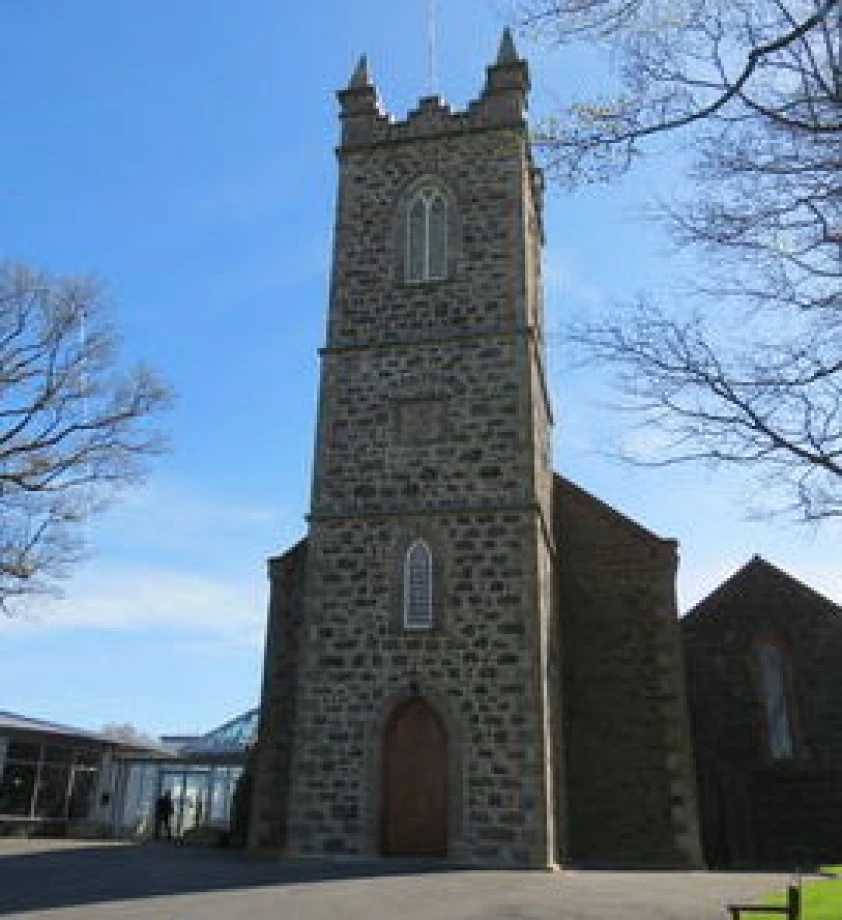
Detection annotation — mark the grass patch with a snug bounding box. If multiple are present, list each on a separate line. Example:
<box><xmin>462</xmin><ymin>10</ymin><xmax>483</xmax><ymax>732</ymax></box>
<box><xmin>745</xmin><ymin>870</ymin><xmax>842</xmax><ymax>920</ymax></box>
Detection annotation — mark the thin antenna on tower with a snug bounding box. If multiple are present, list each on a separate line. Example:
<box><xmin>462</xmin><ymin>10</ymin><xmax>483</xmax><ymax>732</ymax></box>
<box><xmin>426</xmin><ymin>0</ymin><xmax>438</xmax><ymax>95</ymax></box>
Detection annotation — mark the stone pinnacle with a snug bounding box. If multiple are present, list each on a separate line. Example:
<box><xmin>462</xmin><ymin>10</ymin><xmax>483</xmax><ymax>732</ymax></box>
<box><xmin>349</xmin><ymin>54</ymin><xmax>371</xmax><ymax>89</ymax></box>
<box><xmin>496</xmin><ymin>27</ymin><xmax>519</xmax><ymax>65</ymax></box>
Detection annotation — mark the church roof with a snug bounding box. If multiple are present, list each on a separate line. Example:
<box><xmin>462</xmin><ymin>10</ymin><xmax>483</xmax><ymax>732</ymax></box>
<box><xmin>682</xmin><ymin>554</ymin><xmax>841</xmax><ymax>627</ymax></box>
<box><xmin>268</xmin><ymin>535</ymin><xmax>307</xmax><ymax>567</ymax></box>
<box><xmin>554</xmin><ymin>473</ymin><xmax>675</xmax><ymax>547</ymax></box>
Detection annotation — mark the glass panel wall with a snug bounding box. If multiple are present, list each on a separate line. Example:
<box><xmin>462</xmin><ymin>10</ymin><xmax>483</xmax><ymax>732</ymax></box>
<box><xmin>0</xmin><ymin>761</ymin><xmax>37</xmax><ymax>816</ymax></box>
<box><xmin>210</xmin><ymin>766</ymin><xmax>241</xmax><ymax>825</ymax></box>
<box><xmin>114</xmin><ymin>762</ymin><xmax>245</xmax><ymax>838</ymax></box>
<box><xmin>182</xmin><ymin>770</ymin><xmax>209</xmax><ymax>834</ymax></box>
<box><xmin>7</xmin><ymin>741</ymin><xmax>39</xmax><ymax>761</ymax></box>
<box><xmin>119</xmin><ymin>762</ymin><xmax>158</xmax><ymax>835</ymax></box>
<box><xmin>160</xmin><ymin>767</ymin><xmax>213</xmax><ymax>836</ymax></box>
<box><xmin>0</xmin><ymin>735</ymin><xmax>102</xmax><ymax>822</ymax></box>
<box><xmin>34</xmin><ymin>765</ymin><xmax>71</xmax><ymax>818</ymax></box>
<box><xmin>44</xmin><ymin>745</ymin><xmax>73</xmax><ymax>765</ymax></box>
<box><xmin>112</xmin><ymin>711</ymin><xmax>255</xmax><ymax>839</ymax></box>
<box><xmin>68</xmin><ymin>768</ymin><xmax>98</xmax><ymax>819</ymax></box>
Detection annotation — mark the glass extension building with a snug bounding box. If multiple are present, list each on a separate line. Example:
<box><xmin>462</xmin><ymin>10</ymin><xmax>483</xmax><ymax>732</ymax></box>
<box><xmin>1</xmin><ymin>708</ymin><xmax>257</xmax><ymax>841</ymax></box>
<box><xmin>111</xmin><ymin>708</ymin><xmax>257</xmax><ymax>840</ymax></box>
<box><xmin>0</xmin><ymin>710</ymin><xmax>164</xmax><ymax>836</ymax></box>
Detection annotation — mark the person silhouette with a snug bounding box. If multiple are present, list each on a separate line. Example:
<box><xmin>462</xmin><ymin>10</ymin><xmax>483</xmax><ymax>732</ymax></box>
<box><xmin>154</xmin><ymin>790</ymin><xmax>174</xmax><ymax>840</ymax></box>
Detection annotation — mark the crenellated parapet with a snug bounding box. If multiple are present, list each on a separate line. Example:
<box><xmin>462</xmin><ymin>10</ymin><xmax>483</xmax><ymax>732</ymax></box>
<box><xmin>337</xmin><ymin>28</ymin><xmax>531</xmax><ymax>150</ymax></box>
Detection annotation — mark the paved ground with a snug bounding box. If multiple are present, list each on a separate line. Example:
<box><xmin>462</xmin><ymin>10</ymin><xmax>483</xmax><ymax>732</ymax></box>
<box><xmin>0</xmin><ymin>838</ymin><xmax>791</xmax><ymax>920</ymax></box>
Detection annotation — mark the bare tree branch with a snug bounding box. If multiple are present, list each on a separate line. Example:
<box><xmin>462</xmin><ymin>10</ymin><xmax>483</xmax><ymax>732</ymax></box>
<box><xmin>0</xmin><ymin>263</ymin><xmax>172</xmax><ymax>613</ymax></box>
<box><xmin>522</xmin><ymin>0</ymin><xmax>841</xmax><ymax>182</ymax></box>
<box><xmin>521</xmin><ymin>0</ymin><xmax>841</xmax><ymax>521</ymax></box>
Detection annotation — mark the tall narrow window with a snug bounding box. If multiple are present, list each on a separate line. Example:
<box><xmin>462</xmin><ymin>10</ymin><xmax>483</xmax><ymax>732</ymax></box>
<box><xmin>406</xmin><ymin>188</ymin><xmax>448</xmax><ymax>282</ymax></box>
<box><xmin>756</xmin><ymin>640</ymin><xmax>794</xmax><ymax>760</ymax></box>
<box><xmin>404</xmin><ymin>540</ymin><xmax>433</xmax><ymax>629</ymax></box>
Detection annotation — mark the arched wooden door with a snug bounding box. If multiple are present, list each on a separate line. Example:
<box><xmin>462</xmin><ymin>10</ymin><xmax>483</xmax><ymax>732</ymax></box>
<box><xmin>381</xmin><ymin>697</ymin><xmax>448</xmax><ymax>857</ymax></box>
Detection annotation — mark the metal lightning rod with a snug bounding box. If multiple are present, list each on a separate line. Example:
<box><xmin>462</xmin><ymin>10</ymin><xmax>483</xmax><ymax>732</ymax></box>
<box><xmin>426</xmin><ymin>0</ymin><xmax>438</xmax><ymax>96</ymax></box>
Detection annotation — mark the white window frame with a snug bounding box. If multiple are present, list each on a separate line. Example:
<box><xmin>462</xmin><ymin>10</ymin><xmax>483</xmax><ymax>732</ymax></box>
<box><xmin>406</xmin><ymin>187</ymin><xmax>448</xmax><ymax>283</ymax></box>
<box><xmin>403</xmin><ymin>539</ymin><xmax>433</xmax><ymax>630</ymax></box>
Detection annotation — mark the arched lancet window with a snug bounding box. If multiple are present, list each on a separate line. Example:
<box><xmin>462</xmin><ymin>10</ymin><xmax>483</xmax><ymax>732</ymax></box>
<box><xmin>406</xmin><ymin>187</ymin><xmax>447</xmax><ymax>282</ymax></box>
<box><xmin>404</xmin><ymin>539</ymin><xmax>433</xmax><ymax>629</ymax></box>
<box><xmin>756</xmin><ymin>640</ymin><xmax>794</xmax><ymax>760</ymax></box>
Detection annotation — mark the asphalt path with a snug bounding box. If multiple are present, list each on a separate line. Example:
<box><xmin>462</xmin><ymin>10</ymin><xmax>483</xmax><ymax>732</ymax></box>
<box><xmin>0</xmin><ymin>838</ymin><xmax>792</xmax><ymax>920</ymax></box>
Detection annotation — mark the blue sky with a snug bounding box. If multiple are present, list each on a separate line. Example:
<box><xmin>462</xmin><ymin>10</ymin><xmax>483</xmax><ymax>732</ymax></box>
<box><xmin>0</xmin><ymin>0</ymin><xmax>838</xmax><ymax>738</ymax></box>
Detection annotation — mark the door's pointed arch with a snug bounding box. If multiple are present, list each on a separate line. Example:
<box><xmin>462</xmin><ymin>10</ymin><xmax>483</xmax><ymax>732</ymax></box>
<box><xmin>381</xmin><ymin>696</ymin><xmax>448</xmax><ymax>857</ymax></box>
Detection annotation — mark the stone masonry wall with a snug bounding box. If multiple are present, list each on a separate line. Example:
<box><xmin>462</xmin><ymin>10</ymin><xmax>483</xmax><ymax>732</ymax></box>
<box><xmin>683</xmin><ymin>559</ymin><xmax>842</xmax><ymax>768</ymax></box>
<box><xmin>288</xmin><ymin>511</ymin><xmax>549</xmax><ymax>864</ymax></box>
<box><xmin>249</xmin><ymin>540</ymin><xmax>307</xmax><ymax>850</ymax></box>
<box><xmin>554</xmin><ymin>477</ymin><xmax>703</xmax><ymax>867</ymax></box>
<box><xmin>682</xmin><ymin>558</ymin><xmax>842</xmax><ymax>866</ymax></box>
<box><xmin>281</xmin><ymin>54</ymin><xmax>556</xmax><ymax>866</ymax></box>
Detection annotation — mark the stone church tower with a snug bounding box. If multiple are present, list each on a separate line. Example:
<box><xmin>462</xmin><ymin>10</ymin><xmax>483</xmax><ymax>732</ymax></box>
<box><xmin>250</xmin><ymin>33</ymin><xmax>703</xmax><ymax>869</ymax></box>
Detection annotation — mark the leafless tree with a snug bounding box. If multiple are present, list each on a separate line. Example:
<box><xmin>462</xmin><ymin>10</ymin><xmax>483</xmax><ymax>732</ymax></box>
<box><xmin>518</xmin><ymin>0</ymin><xmax>841</xmax><ymax>520</ymax></box>
<box><xmin>0</xmin><ymin>262</ymin><xmax>171</xmax><ymax>612</ymax></box>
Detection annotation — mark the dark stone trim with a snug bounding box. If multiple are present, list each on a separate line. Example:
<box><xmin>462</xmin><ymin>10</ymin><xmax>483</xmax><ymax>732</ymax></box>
<box><xmin>319</xmin><ymin>324</ymin><xmax>529</xmax><ymax>355</ymax></box>
<box><xmin>309</xmin><ymin>501</ymin><xmax>536</xmax><ymax>519</ymax></box>
<box><xmin>309</xmin><ymin>501</ymin><xmax>556</xmax><ymax>559</ymax></box>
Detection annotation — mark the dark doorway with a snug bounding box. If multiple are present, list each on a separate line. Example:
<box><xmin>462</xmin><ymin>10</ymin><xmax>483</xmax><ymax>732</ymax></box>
<box><xmin>381</xmin><ymin>697</ymin><xmax>448</xmax><ymax>857</ymax></box>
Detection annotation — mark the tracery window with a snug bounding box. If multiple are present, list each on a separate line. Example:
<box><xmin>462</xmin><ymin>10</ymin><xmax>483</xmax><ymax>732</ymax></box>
<box><xmin>404</xmin><ymin>539</ymin><xmax>433</xmax><ymax>629</ymax></box>
<box><xmin>406</xmin><ymin>187</ymin><xmax>447</xmax><ymax>282</ymax></box>
<box><xmin>756</xmin><ymin>640</ymin><xmax>795</xmax><ymax>760</ymax></box>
